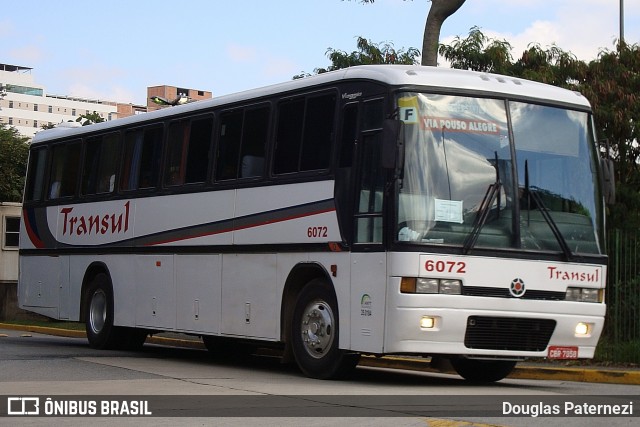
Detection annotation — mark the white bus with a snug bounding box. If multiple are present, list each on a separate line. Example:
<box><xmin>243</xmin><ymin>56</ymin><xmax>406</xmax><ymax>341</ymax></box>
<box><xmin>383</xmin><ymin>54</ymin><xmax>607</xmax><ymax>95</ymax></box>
<box><xmin>19</xmin><ymin>65</ymin><xmax>608</xmax><ymax>382</ymax></box>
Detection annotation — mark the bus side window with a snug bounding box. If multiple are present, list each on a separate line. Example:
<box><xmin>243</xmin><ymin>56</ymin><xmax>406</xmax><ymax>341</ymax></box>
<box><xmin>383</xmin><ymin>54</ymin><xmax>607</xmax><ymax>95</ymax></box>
<box><xmin>355</xmin><ymin>99</ymin><xmax>385</xmax><ymax>243</ymax></box>
<box><xmin>274</xmin><ymin>99</ymin><xmax>304</xmax><ymax>174</ymax></box>
<box><xmin>301</xmin><ymin>94</ymin><xmax>335</xmax><ymax>171</ymax></box>
<box><xmin>165</xmin><ymin>116</ymin><xmax>213</xmax><ymax>187</ymax></box>
<box><xmin>239</xmin><ymin>106</ymin><xmax>269</xmax><ymax>178</ymax></box>
<box><xmin>48</xmin><ymin>141</ymin><xmax>81</xmax><ymax>199</ymax></box>
<box><xmin>82</xmin><ymin>132</ymin><xmax>120</xmax><ymax>195</ymax></box>
<box><xmin>185</xmin><ymin>116</ymin><xmax>213</xmax><ymax>184</ymax></box>
<box><xmin>121</xmin><ymin>126</ymin><xmax>163</xmax><ymax>191</ymax></box>
<box><xmin>339</xmin><ymin>103</ymin><xmax>359</xmax><ymax>168</ymax></box>
<box><xmin>216</xmin><ymin>111</ymin><xmax>243</xmax><ymax>181</ymax></box>
<box><xmin>25</xmin><ymin>148</ymin><xmax>47</xmax><ymax>202</ymax></box>
<box><xmin>165</xmin><ymin>120</ymin><xmax>189</xmax><ymax>186</ymax></box>
<box><xmin>274</xmin><ymin>93</ymin><xmax>335</xmax><ymax>175</ymax></box>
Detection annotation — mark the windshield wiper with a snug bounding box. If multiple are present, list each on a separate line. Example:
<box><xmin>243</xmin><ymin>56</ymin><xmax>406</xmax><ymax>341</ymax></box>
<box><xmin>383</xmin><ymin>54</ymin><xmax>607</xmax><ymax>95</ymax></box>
<box><xmin>523</xmin><ymin>160</ymin><xmax>574</xmax><ymax>261</ymax></box>
<box><xmin>463</xmin><ymin>152</ymin><xmax>502</xmax><ymax>254</ymax></box>
<box><xmin>462</xmin><ymin>182</ymin><xmax>501</xmax><ymax>254</ymax></box>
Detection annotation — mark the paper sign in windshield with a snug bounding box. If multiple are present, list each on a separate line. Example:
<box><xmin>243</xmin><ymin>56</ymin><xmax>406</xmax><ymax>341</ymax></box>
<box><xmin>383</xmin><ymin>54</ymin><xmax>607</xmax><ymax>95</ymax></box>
<box><xmin>435</xmin><ymin>199</ymin><xmax>463</xmax><ymax>224</ymax></box>
<box><xmin>422</xmin><ymin>116</ymin><xmax>500</xmax><ymax>134</ymax></box>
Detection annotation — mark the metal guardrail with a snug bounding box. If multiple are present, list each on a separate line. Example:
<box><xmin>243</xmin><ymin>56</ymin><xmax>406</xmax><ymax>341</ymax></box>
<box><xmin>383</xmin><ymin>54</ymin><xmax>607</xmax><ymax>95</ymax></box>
<box><xmin>604</xmin><ymin>229</ymin><xmax>640</xmax><ymax>363</ymax></box>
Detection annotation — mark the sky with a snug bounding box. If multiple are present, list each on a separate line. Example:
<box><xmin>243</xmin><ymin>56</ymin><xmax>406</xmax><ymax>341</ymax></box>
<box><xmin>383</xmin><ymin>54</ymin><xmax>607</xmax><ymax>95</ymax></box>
<box><xmin>1</xmin><ymin>0</ymin><xmax>638</xmax><ymax>106</ymax></box>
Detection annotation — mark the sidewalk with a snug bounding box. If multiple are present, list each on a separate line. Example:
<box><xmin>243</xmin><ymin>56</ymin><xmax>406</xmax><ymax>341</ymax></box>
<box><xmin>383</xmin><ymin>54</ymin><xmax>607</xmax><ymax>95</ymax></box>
<box><xmin>2</xmin><ymin>322</ymin><xmax>639</xmax><ymax>385</ymax></box>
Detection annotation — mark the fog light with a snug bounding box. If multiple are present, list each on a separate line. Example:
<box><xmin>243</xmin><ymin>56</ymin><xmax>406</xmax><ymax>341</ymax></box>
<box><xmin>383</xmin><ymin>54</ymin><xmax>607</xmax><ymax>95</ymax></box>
<box><xmin>420</xmin><ymin>316</ymin><xmax>436</xmax><ymax>329</ymax></box>
<box><xmin>575</xmin><ymin>322</ymin><xmax>591</xmax><ymax>336</ymax></box>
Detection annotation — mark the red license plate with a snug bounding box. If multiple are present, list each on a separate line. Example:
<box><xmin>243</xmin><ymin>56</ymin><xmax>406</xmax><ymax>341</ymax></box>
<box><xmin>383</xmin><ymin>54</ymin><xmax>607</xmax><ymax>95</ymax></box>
<box><xmin>548</xmin><ymin>346</ymin><xmax>578</xmax><ymax>359</ymax></box>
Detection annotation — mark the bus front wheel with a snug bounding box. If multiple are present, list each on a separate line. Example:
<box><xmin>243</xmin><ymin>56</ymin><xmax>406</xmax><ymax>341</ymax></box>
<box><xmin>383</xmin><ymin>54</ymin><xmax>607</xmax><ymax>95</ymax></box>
<box><xmin>450</xmin><ymin>358</ymin><xmax>516</xmax><ymax>383</ymax></box>
<box><xmin>291</xmin><ymin>278</ymin><xmax>359</xmax><ymax>379</ymax></box>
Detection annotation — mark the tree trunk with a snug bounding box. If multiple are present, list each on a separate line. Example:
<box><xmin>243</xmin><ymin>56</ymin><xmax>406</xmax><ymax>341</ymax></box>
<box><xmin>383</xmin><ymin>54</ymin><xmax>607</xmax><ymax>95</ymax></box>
<box><xmin>422</xmin><ymin>0</ymin><xmax>466</xmax><ymax>66</ymax></box>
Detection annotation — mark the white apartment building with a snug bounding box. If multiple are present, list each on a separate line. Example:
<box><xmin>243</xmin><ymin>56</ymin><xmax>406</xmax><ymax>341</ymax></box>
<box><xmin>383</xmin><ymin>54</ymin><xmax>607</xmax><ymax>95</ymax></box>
<box><xmin>0</xmin><ymin>63</ymin><xmax>119</xmax><ymax>138</ymax></box>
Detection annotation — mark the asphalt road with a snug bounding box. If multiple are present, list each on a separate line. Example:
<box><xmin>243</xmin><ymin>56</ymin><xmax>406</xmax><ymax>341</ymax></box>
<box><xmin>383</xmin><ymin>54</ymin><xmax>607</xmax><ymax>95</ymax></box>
<box><xmin>1</xmin><ymin>327</ymin><xmax>639</xmax><ymax>427</ymax></box>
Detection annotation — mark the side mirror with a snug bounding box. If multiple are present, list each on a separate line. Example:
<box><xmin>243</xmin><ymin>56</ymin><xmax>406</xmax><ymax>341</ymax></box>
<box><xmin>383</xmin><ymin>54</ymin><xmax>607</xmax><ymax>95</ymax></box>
<box><xmin>382</xmin><ymin>119</ymin><xmax>404</xmax><ymax>170</ymax></box>
<box><xmin>601</xmin><ymin>157</ymin><xmax>616</xmax><ymax>205</ymax></box>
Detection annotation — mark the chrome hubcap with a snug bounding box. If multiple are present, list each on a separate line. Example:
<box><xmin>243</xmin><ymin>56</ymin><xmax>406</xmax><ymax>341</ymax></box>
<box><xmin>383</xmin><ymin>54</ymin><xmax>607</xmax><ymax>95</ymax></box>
<box><xmin>300</xmin><ymin>299</ymin><xmax>334</xmax><ymax>359</ymax></box>
<box><xmin>89</xmin><ymin>289</ymin><xmax>107</xmax><ymax>335</ymax></box>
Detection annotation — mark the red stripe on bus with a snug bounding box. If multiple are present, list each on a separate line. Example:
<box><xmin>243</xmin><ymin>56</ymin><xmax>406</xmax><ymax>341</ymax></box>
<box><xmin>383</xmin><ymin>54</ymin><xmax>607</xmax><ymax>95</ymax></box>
<box><xmin>144</xmin><ymin>207</ymin><xmax>336</xmax><ymax>246</ymax></box>
<box><xmin>23</xmin><ymin>209</ymin><xmax>45</xmax><ymax>249</ymax></box>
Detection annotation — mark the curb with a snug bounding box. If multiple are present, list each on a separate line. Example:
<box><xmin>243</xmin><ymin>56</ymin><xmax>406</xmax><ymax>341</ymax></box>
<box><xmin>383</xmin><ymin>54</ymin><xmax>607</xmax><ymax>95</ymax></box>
<box><xmin>2</xmin><ymin>323</ymin><xmax>639</xmax><ymax>385</ymax></box>
<box><xmin>359</xmin><ymin>355</ymin><xmax>640</xmax><ymax>385</ymax></box>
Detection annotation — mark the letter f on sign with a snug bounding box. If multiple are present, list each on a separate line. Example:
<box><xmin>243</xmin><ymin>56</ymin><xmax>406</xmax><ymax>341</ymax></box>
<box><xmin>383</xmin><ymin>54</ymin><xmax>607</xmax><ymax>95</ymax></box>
<box><xmin>400</xmin><ymin>107</ymin><xmax>417</xmax><ymax>124</ymax></box>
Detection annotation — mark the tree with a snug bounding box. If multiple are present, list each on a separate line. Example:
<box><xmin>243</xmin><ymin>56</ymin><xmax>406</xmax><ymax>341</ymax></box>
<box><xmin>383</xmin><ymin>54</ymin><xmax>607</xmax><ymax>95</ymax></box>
<box><xmin>294</xmin><ymin>37</ymin><xmax>419</xmax><ymax>78</ymax></box>
<box><xmin>439</xmin><ymin>26</ymin><xmax>513</xmax><ymax>73</ymax></box>
<box><xmin>0</xmin><ymin>124</ymin><xmax>30</xmax><ymax>202</ymax></box>
<box><xmin>357</xmin><ymin>0</ymin><xmax>467</xmax><ymax>66</ymax></box>
<box><xmin>422</xmin><ymin>0</ymin><xmax>466</xmax><ymax>66</ymax></box>
<box><xmin>76</xmin><ymin>111</ymin><xmax>105</xmax><ymax>126</ymax></box>
<box><xmin>580</xmin><ymin>43</ymin><xmax>640</xmax><ymax>228</ymax></box>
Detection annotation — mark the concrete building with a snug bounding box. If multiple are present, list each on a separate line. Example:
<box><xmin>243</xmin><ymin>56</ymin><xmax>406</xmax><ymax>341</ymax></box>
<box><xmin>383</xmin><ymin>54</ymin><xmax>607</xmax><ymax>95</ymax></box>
<box><xmin>1</xmin><ymin>63</ymin><xmax>213</xmax><ymax>138</ymax></box>
<box><xmin>0</xmin><ymin>202</ymin><xmax>23</xmax><ymax>320</ymax></box>
<box><xmin>147</xmin><ymin>85</ymin><xmax>212</xmax><ymax>112</ymax></box>
<box><xmin>0</xmin><ymin>63</ymin><xmax>121</xmax><ymax>138</ymax></box>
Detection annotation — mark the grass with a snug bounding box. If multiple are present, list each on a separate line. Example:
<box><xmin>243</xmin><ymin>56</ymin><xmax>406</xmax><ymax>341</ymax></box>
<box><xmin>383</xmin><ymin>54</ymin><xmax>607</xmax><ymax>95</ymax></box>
<box><xmin>594</xmin><ymin>337</ymin><xmax>640</xmax><ymax>366</ymax></box>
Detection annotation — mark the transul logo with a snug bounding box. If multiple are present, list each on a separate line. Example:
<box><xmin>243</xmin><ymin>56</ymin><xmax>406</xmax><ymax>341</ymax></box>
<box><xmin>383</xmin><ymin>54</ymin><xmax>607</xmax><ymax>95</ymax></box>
<box><xmin>510</xmin><ymin>278</ymin><xmax>526</xmax><ymax>298</ymax></box>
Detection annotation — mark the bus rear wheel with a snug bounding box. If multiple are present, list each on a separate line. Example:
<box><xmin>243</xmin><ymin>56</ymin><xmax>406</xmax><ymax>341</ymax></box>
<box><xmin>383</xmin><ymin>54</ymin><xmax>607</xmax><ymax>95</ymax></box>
<box><xmin>291</xmin><ymin>278</ymin><xmax>359</xmax><ymax>379</ymax></box>
<box><xmin>84</xmin><ymin>273</ymin><xmax>119</xmax><ymax>349</ymax></box>
<box><xmin>450</xmin><ymin>358</ymin><xmax>516</xmax><ymax>383</ymax></box>
<box><xmin>84</xmin><ymin>273</ymin><xmax>146</xmax><ymax>350</ymax></box>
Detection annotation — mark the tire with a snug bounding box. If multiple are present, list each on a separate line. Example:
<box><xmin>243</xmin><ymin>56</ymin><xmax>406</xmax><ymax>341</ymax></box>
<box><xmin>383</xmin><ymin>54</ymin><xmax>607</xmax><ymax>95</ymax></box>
<box><xmin>450</xmin><ymin>358</ymin><xmax>517</xmax><ymax>383</ymax></box>
<box><xmin>203</xmin><ymin>336</ymin><xmax>254</xmax><ymax>360</ymax></box>
<box><xmin>118</xmin><ymin>327</ymin><xmax>148</xmax><ymax>350</ymax></box>
<box><xmin>84</xmin><ymin>273</ymin><xmax>120</xmax><ymax>349</ymax></box>
<box><xmin>291</xmin><ymin>278</ymin><xmax>359</xmax><ymax>379</ymax></box>
<box><xmin>84</xmin><ymin>273</ymin><xmax>146</xmax><ymax>350</ymax></box>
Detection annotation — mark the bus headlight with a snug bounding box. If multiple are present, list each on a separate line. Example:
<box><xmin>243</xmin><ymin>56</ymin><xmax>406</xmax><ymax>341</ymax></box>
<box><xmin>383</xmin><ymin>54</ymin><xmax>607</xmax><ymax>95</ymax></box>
<box><xmin>401</xmin><ymin>278</ymin><xmax>462</xmax><ymax>294</ymax></box>
<box><xmin>416</xmin><ymin>278</ymin><xmax>439</xmax><ymax>293</ymax></box>
<box><xmin>439</xmin><ymin>279</ymin><xmax>462</xmax><ymax>294</ymax></box>
<box><xmin>565</xmin><ymin>287</ymin><xmax>602</xmax><ymax>303</ymax></box>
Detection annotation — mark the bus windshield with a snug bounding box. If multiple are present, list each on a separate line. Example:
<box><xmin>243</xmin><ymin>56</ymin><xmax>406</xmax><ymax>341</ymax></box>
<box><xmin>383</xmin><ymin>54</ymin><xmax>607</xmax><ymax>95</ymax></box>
<box><xmin>396</xmin><ymin>92</ymin><xmax>603</xmax><ymax>255</ymax></box>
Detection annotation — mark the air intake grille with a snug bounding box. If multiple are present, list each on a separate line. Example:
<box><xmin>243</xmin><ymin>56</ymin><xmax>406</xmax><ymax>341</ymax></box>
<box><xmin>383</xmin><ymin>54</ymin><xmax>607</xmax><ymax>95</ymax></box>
<box><xmin>464</xmin><ymin>316</ymin><xmax>556</xmax><ymax>352</ymax></box>
<box><xmin>463</xmin><ymin>286</ymin><xmax>565</xmax><ymax>300</ymax></box>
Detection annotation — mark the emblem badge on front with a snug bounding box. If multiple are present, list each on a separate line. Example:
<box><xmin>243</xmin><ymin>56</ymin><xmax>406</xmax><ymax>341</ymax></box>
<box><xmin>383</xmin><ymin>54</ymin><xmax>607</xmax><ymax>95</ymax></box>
<box><xmin>509</xmin><ymin>278</ymin><xmax>526</xmax><ymax>298</ymax></box>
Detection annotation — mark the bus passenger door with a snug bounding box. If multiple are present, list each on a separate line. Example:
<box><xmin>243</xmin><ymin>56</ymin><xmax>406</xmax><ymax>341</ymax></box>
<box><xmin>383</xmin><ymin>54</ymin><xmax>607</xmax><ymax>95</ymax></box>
<box><xmin>349</xmin><ymin>98</ymin><xmax>387</xmax><ymax>353</ymax></box>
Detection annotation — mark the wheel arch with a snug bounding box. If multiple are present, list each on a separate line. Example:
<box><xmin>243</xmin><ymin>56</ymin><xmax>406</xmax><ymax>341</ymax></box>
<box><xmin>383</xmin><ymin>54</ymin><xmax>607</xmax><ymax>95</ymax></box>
<box><xmin>280</xmin><ymin>262</ymin><xmax>335</xmax><ymax>345</ymax></box>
